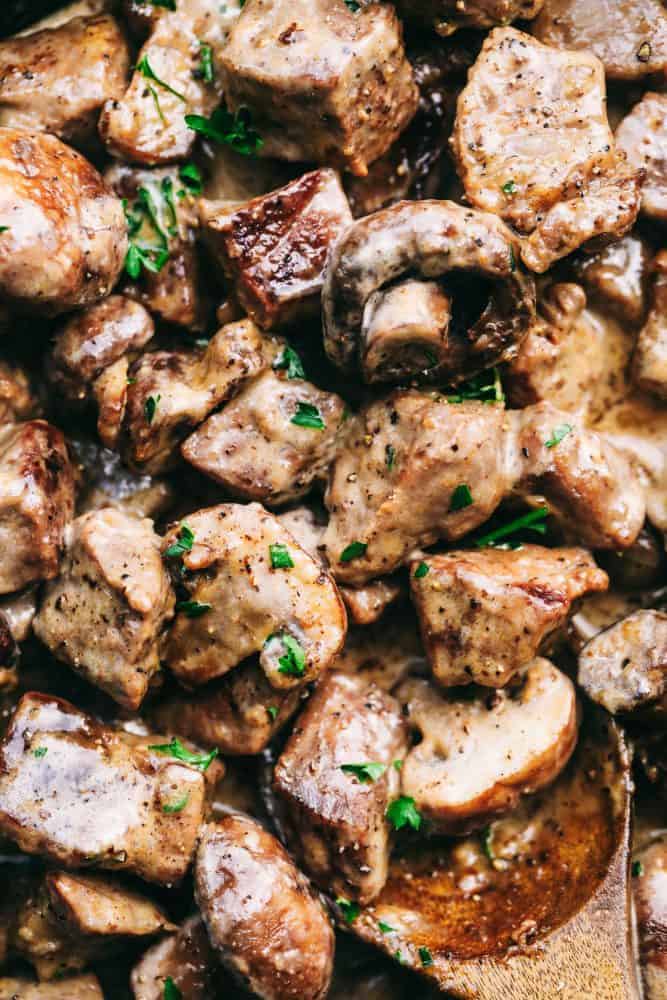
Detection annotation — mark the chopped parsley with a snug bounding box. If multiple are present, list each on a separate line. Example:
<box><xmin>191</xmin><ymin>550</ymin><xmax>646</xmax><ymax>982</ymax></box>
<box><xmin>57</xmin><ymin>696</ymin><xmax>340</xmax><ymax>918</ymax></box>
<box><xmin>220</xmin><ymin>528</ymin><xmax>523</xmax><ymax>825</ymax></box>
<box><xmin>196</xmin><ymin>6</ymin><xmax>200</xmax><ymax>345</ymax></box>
<box><xmin>481</xmin><ymin>826</ymin><xmax>495</xmax><ymax>861</ymax></box>
<box><xmin>185</xmin><ymin>106</ymin><xmax>263</xmax><ymax>156</ymax></box>
<box><xmin>176</xmin><ymin>600</ymin><xmax>211</xmax><ymax>618</ymax></box>
<box><xmin>344</xmin><ymin>0</ymin><xmax>361</xmax><ymax>9</ymax></box>
<box><xmin>340</xmin><ymin>762</ymin><xmax>387</xmax><ymax>783</ymax></box>
<box><xmin>149</xmin><ymin>0</ymin><xmax>176</xmax><ymax>7</ymax></box>
<box><xmin>267</xmin><ymin>706</ymin><xmax>279</xmax><ymax>721</ymax></box>
<box><xmin>378</xmin><ymin>921</ymin><xmax>395</xmax><ymax>934</ymax></box>
<box><xmin>164</xmin><ymin>522</ymin><xmax>194</xmax><ymax>559</ymax></box>
<box><xmin>446</xmin><ymin>367</ymin><xmax>504</xmax><ymax>405</ymax></box>
<box><xmin>385</xmin><ymin>444</ymin><xmax>396</xmax><ymax>470</ymax></box>
<box><xmin>162</xmin><ymin>792</ymin><xmax>190</xmax><ymax>814</ymax></box>
<box><xmin>123</xmin><ymin>181</ymin><xmax>178</xmax><ymax>279</ymax></box>
<box><xmin>394</xmin><ymin>950</ymin><xmax>404</xmax><ymax>964</ymax></box>
<box><xmin>163</xmin><ymin>977</ymin><xmax>182</xmax><ymax>1000</ymax></box>
<box><xmin>0</xmin><ymin>226</ymin><xmax>8</xmax><ymax>233</ymax></box>
<box><xmin>273</xmin><ymin>344</ymin><xmax>305</xmax><ymax>380</ymax></box>
<box><xmin>474</xmin><ymin>506</ymin><xmax>549</xmax><ymax>548</ymax></box>
<box><xmin>33</xmin><ymin>747</ymin><xmax>48</xmax><ymax>759</ymax></box>
<box><xmin>340</xmin><ymin>541</ymin><xmax>367</xmax><ymax>563</ymax></box>
<box><xmin>450</xmin><ymin>483</ymin><xmax>473</xmax><ymax>511</ymax></box>
<box><xmin>419</xmin><ymin>947</ymin><xmax>433</xmax><ymax>967</ymax></box>
<box><xmin>632</xmin><ymin>859</ymin><xmax>644</xmax><ymax>877</ymax></box>
<box><xmin>148</xmin><ymin>737</ymin><xmax>218</xmax><ymax>771</ymax></box>
<box><xmin>509</xmin><ymin>245</ymin><xmax>517</xmax><ymax>272</ymax></box>
<box><xmin>386</xmin><ymin>796</ymin><xmax>421</xmax><ymax>832</ymax></box>
<box><xmin>393</xmin><ymin>759</ymin><xmax>403</xmax><ymax>771</ymax></box>
<box><xmin>291</xmin><ymin>401</ymin><xmax>325</xmax><ymax>429</ymax></box>
<box><xmin>336</xmin><ymin>897</ymin><xmax>361</xmax><ymax>923</ymax></box>
<box><xmin>273</xmin><ymin>633</ymin><xmax>306</xmax><ymax>677</ymax></box>
<box><xmin>144</xmin><ymin>394</ymin><xmax>161</xmax><ymax>424</ymax></box>
<box><xmin>269</xmin><ymin>543</ymin><xmax>294</xmax><ymax>570</ymax></box>
<box><xmin>413</xmin><ymin>561</ymin><xmax>429</xmax><ymax>579</ymax></box>
<box><xmin>501</xmin><ymin>180</ymin><xmax>517</xmax><ymax>195</ymax></box>
<box><xmin>136</xmin><ymin>55</ymin><xmax>186</xmax><ymax>103</ymax></box>
<box><xmin>544</xmin><ymin>423</ymin><xmax>573</xmax><ymax>448</ymax></box>
<box><xmin>179</xmin><ymin>162</ymin><xmax>203</xmax><ymax>195</ymax></box>
<box><xmin>198</xmin><ymin>42</ymin><xmax>215</xmax><ymax>83</ymax></box>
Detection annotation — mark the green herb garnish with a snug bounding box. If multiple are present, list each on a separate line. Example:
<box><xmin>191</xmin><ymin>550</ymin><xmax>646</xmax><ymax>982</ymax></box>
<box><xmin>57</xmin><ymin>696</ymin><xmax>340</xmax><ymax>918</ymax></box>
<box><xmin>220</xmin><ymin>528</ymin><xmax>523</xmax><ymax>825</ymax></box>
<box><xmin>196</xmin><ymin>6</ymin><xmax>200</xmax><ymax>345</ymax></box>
<box><xmin>386</xmin><ymin>796</ymin><xmax>421</xmax><ymax>832</ymax></box>
<box><xmin>632</xmin><ymin>859</ymin><xmax>644</xmax><ymax>877</ymax></box>
<box><xmin>0</xmin><ymin>226</ymin><xmax>9</xmax><ymax>233</ymax></box>
<box><xmin>162</xmin><ymin>792</ymin><xmax>190</xmax><ymax>813</ymax></box>
<box><xmin>273</xmin><ymin>633</ymin><xmax>306</xmax><ymax>677</ymax></box>
<box><xmin>340</xmin><ymin>541</ymin><xmax>367</xmax><ymax>563</ymax></box>
<box><xmin>337</xmin><ymin>897</ymin><xmax>361</xmax><ymax>923</ymax></box>
<box><xmin>179</xmin><ymin>162</ymin><xmax>203</xmax><ymax>195</ymax></box>
<box><xmin>291</xmin><ymin>402</ymin><xmax>325</xmax><ymax>429</ymax></box>
<box><xmin>269</xmin><ymin>543</ymin><xmax>294</xmax><ymax>570</ymax></box>
<box><xmin>450</xmin><ymin>483</ymin><xmax>473</xmax><ymax>511</ymax></box>
<box><xmin>198</xmin><ymin>42</ymin><xmax>215</xmax><ymax>83</ymax></box>
<box><xmin>33</xmin><ymin>747</ymin><xmax>48</xmax><ymax>759</ymax></box>
<box><xmin>273</xmin><ymin>344</ymin><xmax>305</xmax><ymax>380</ymax></box>
<box><xmin>267</xmin><ymin>706</ymin><xmax>278</xmax><ymax>721</ymax></box>
<box><xmin>385</xmin><ymin>444</ymin><xmax>396</xmax><ymax>470</ymax></box>
<box><xmin>186</xmin><ymin>107</ymin><xmax>263</xmax><ymax>156</ymax></box>
<box><xmin>481</xmin><ymin>826</ymin><xmax>495</xmax><ymax>861</ymax></box>
<box><xmin>144</xmin><ymin>394</ymin><xmax>161</xmax><ymax>424</ymax></box>
<box><xmin>340</xmin><ymin>762</ymin><xmax>387</xmax><ymax>783</ymax></box>
<box><xmin>163</xmin><ymin>977</ymin><xmax>182</xmax><ymax>1000</ymax></box>
<box><xmin>501</xmin><ymin>180</ymin><xmax>517</xmax><ymax>195</ymax></box>
<box><xmin>137</xmin><ymin>55</ymin><xmax>186</xmax><ymax>102</ymax></box>
<box><xmin>544</xmin><ymin>423</ymin><xmax>573</xmax><ymax>448</ymax></box>
<box><xmin>148</xmin><ymin>737</ymin><xmax>217</xmax><ymax>771</ymax></box>
<box><xmin>446</xmin><ymin>367</ymin><xmax>504</xmax><ymax>405</ymax></box>
<box><xmin>419</xmin><ymin>947</ymin><xmax>433</xmax><ymax>967</ymax></box>
<box><xmin>149</xmin><ymin>0</ymin><xmax>176</xmax><ymax>7</ymax></box>
<box><xmin>378</xmin><ymin>920</ymin><xmax>395</xmax><ymax>934</ymax></box>
<box><xmin>344</xmin><ymin>0</ymin><xmax>361</xmax><ymax>9</ymax></box>
<box><xmin>165</xmin><ymin>522</ymin><xmax>194</xmax><ymax>559</ymax></box>
<box><xmin>413</xmin><ymin>562</ymin><xmax>429</xmax><ymax>579</ymax></box>
<box><xmin>176</xmin><ymin>600</ymin><xmax>211</xmax><ymax>618</ymax></box>
<box><xmin>474</xmin><ymin>506</ymin><xmax>549</xmax><ymax>548</ymax></box>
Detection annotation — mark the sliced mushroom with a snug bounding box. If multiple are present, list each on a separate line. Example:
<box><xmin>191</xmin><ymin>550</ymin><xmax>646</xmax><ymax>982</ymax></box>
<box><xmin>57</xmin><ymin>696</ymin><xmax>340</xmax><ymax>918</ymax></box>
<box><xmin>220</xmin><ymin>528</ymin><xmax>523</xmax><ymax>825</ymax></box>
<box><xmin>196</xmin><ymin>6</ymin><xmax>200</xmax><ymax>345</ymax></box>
<box><xmin>572</xmin><ymin>235</ymin><xmax>650</xmax><ymax>326</ymax></box>
<box><xmin>398</xmin><ymin>659</ymin><xmax>578</xmax><ymax>833</ymax></box>
<box><xmin>633</xmin><ymin>834</ymin><xmax>667</xmax><ymax>1000</ymax></box>
<box><xmin>578</xmin><ymin>610</ymin><xmax>667</xmax><ymax>717</ymax></box>
<box><xmin>322</xmin><ymin>199</ymin><xmax>535</xmax><ymax>382</ymax></box>
<box><xmin>633</xmin><ymin>250</ymin><xmax>667</xmax><ymax>401</ymax></box>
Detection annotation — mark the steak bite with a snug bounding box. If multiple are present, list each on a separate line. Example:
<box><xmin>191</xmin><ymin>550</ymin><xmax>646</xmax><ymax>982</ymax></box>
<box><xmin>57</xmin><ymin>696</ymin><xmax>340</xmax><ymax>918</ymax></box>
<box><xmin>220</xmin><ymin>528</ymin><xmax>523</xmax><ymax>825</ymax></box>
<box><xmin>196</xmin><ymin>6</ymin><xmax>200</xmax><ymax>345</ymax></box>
<box><xmin>633</xmin><ymin>251</ymin><xmax>667</xmax><ymax>400</ymax></box>
<box><xmin>572</xmin><ymin>235</ymin><xmax>650</xmax><ymax>326</ymax></box>
<box><xmin>0</xmin><ymin>421</ymin><xmax>75</xmax><ymax>595</ymax></box>
<box><xmin>0</xmin><ymin>975</ymin><xmax>104</xmax><ymax>999</ymax></box>
<box><xmin>322</xmin><ymin>199</ymin><xmax>535</xmax><ymax>383</ymax></box>
<box><xmin>452</xmin><ymin>28</ymin><xmax>643</xmax><ymax>273</ymax></box>
<box><xmin>182</xmin><ymin>369</ymin><xmax>346</xmax><ymax>506</ymax></box>
<box><xmin>410</xmin><ymin>545</ymin><xmax>608</xmax><ymax>689</ymax></box>
<box><xmin>195</xmin><ymin>815</ymin><xmax>334</xmax><ymax>1000</ymax></box>
<box><xmin>397</xmin><ymin>0</ymin><xmax>544</xmax><ymax>33</ymax></box>
<box><xmin>131</xmin><ymin>915</ymin><xmax>222</xmax><ymax>1000</ymax></box>
<box><xmin>200</xmin><ymin>169</ymin><xmax>353</xmax><ymax>330</ymax></box>
<box><xmin>633</xmin><ymin>835</ymin><xmax>667</xmax><ymax>1000</ymax></box>
<box><xmin>122</xmin><ymin>318</ymin><xmax>266</xmax><ymax>473</ymax></box>
<box><xmin>33</xmin><ymin>508</ymin><xmax>175</xmax><ymax>711</ymax></box>
<box><xmin>274</xmin><ymin>672</ymin><xmax>408</xmax><ymax>904</ymax></box>
<box><xmin>616</xmin><ymin>93</ymin><xmax>667</xmax><ymax>222</ymax></box>
<box><xmin>0</xmin><ymin>693</ymin><xmax>208</xmax><ymax>886</ymax></box>
<box><xmin>0</xmin><ymin>128</ymin><xmax>127</xmax><ymax>315</ymax></box>
<box><xmin>531</xmin><ymin>0</ymin><xmax>667</xmax><ymax>80</ymax></box>
<box><xmin>578</xmin><ymin>610</ymin><xmax>667</xmax><ymax>718</ymax></box>
<box><xmin>163</xmin><ymin>502</ymin><xmax>346</xmax><ymax>687</ymax></box>
<box><xmin>398</xmin><ymin>659</ymin><xmax>579</xmax><ymax>833</ymax></box>
<box><xmin>219</xmin><ymin>0</ymin><xmax>419</xmax><ymax>177</ymax></box>
<box><xmin>99</xmin><ymin>0</ymin><xmax>240</xmax><ymax>164</ymax></box>
<box><xmin>0</xmin><ymin>14</ymin><xmax>130</xmax><ymax>147</ymax></box>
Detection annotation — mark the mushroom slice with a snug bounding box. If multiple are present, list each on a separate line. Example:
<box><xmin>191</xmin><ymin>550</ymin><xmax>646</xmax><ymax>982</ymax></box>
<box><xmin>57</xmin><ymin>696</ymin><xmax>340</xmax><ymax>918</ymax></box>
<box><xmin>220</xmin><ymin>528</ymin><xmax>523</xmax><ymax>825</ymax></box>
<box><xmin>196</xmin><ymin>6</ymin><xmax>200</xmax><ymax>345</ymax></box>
<box><xmin>452</xmin><ymin>28</ymin><xmax>642</xmax><ymax>272</ymax></box>
<box><xmin>131</xmin><ymin>915</ymin><xmax>224</xmax><ymax>1000</ymax></box>
<box><xmin>572</xmin><ymin>235</ymin><xmax>650</xmax><ymax>326</ymax></box>
<box><xmin>410</xmin><ymin>545</ymin><xmax>607</xmax><ymax>688</ymax></box>
<box><xmin>162</xmin><ymin>502</ymin><xmax>346</xmax><ymax>688</ymax></box>
<box><xmin>633</xmin><ymin>250</ymin><xmax>667</xmax><ymax>401</ymax></box>
<box><xmin>0</xmin><ymin>974</ymin><xmax>104</xmax><ymax>999</ymax></box>
<box><xmin>578</xmin><ymin>610</ymin><xmax>667</xmax><ymax>717</ymax></box>
<box><xmin>195</xmin><ymin>816</ymin><xmax>334</xmax><ymax>1000</ymax></box>
<box><xmin>397</xmin><ymin>0</ymin><xmax>545</xmax><ymax>34</ymax></box>
<box><xmin>322</xmin><ymin>199</ymin><xmax>535</xmax><ymax>381</ymax></box>
<box><xmin>398</xmin><ymin>659</ymin><xmax>578</xmax><ymax>833</ymax></box>
<box><xmin>531</xmin><ymin>0</ymin><xmax>667</xmax><ymax>80</ymax></box>
<box><xmin>633</xmin><ymin>834</ymin><xmax>667</xmax><ymax>1000</ymax></box>
<box><xmin>616</xmin><ymin>93</ymin><xmax>667</xmax><ymax>222</ymax></box>
<box><xmin>342</xmin><ymin>709</ymin><xmax>636</xmax><ymax>998</ymax></box>
<box><xmin>274</xmin><ymin>672</ymin><xmax>408</xmax><ymax>904</ymax></box>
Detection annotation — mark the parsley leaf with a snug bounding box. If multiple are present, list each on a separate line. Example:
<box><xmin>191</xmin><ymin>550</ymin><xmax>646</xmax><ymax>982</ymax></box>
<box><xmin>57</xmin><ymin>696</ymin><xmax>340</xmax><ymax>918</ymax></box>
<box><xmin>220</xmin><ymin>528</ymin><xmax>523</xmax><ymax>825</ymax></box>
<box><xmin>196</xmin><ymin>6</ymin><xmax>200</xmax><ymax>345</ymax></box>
<box><xmin>291</xmin><ymin>401</ymin><xmax>325</xmax><ymax>429</ymax></box>
<box><xmin>123</xmin><ymin>185</ymin><xmax>172</xmax><ymax>279</ymax></box>
<box><xmin>165</xmin><ymin>522</ymin><xmax>194</xmax><ymax>559</ymax></box>
<box><xmin>163</xmin><ymin>977</ymin><xmax>182</xmax><ymax>1000</ymax></box>
<box><xmin>0</xmin><ymin>226</ymin><xmax>9</xmax><ymax>233</ymax></box>
<box><xmin>501</xmin><ymin>180</ymin><xmax>517</xmax><ymax>195</ymax></box>
<box><xmin>394</xmin><ymin>950</ymin><xmax>404</xmax><ymax>964</ymax></box>
<box><xmin>186</xmin><ymin>107</ymin><xmax>263</xmax><ymax>156</ymax></box>
<box><xmin>481</xmin><ymin>826</ymin><xmax>495</xmax><ymax>861</ymax></box>
<box><xmin>269</xmin><ymin>543</ymin><xmax>294</xmax><ymax>570</ymax></box>
<box><xmin>474</xmin><ymin>506</ymin><xmax>549</xmax><ymax>548</ymax></box>
<box><xmin>162</xmin><ymin>792</ymin><xmax>190</xmax><ymax>813</ymax></box>
<box><xmin>544</xmin><ymin>423</ymin><xmax>573</xmax><ymax>449</ymax></box>
<box><xmin>378</xmin><ymin>921</ymin><xmax>395</xmax><ymax>934</ymax></box>
<box><xmin>179</xmin><ymin>162</ymin><xmax>203</xmax><ymax>194</ymax></box>
<box><xmin>176</xmin><ymin>600</ymin><xmax>211</xmax><ymax>618</ymax></box>
<box><xmin>336</xmin><ymin>897</ymin><xmax>361</xmax><ymax>923</ymax></box>
<box><xmin>385</xmin><ymin>444</ymin><xmax>396</xmax><ymax>470</ymax></box>
<box><xmin>632</xmin><ymin>859</ymin><xmax>644</xmax><ymax>877</ymax></box>
<box><xmin>419</xmin><ymin>946</ymin><xmax>433</xmax><ymax>967</ymax></box>
<box><xmin>340</xmin><ymin>762</ymin><xmax>387</xmax><ymax>783</ymax></box>
<box><xmin>386</xmin><ymin>796</ymin><xmax>422</xmax><ymax>831</ymax></box>
<box><xmin>149</xmin><ymin>0</ymin><xmax>176</xmax><ymax>7</ymax></box>
<box><xmin>144</xmin><ymin>394</ymin><xmax>161</xmax><ymax>423</ymax></box>
<box><xmin>198</xmin><ymin>41</ymin><xmax>215</xmax><ymax>83</ymax></box>
<box><xmin>273</xmin><ymin>344</ymin><xmax>305</xmax><ymax>380</ymax></box>
<box><xmin>269</xmin><ymin>633</ymin><xmax>306</xmax><ymax>677</ymax></box>
<box><xmin>413</xmin><ymin>561</ymin><xmax>429</xmax><ymax>579</ymax></box>
<box><xmin>148</xmin><ymin>737</ymin><xmax>218</xmax><ymax>771</ymax></box>
<box><xmin>344</xmin><ymin>0</ymin><xmax>361</xmax><ymax>9</ymax></box>
<box><xmin>340</xmin><ymin>541</ymin><xmax>367</xmax><ymax>563</ymax></box>
<box><xmin>450</xmin><ymin>483</ymin><xmax>473</xmax><ymax>511</ymax></box>
<box><xmin>136</xmin><ymin>55</ymin><xmax>186</xmax><ymax>102</ymax></box>
<box><xmin>393</xmin><ymin>759</ymin><xmax>403</xmax><ymax>771</ymax></box>
<box><xmin>446</xmin><ymin>367</ymin><xmax>504</xmax><ymax>405</ymax></box>
<box><xmin>267</xmin><ymin>706</ymin><xmax>278</xmax><ymax>721</ymax></box>
<box><xmin>33</xmin><ymin>747</ymin><xmax>48</xmax><ymax>759</ymax></box>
